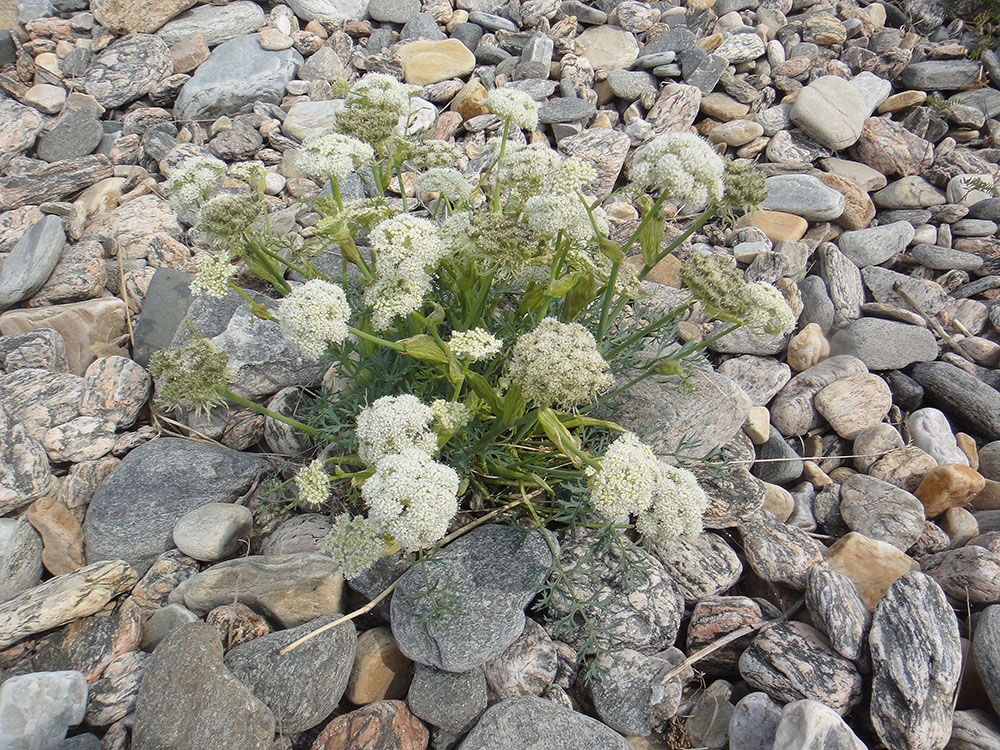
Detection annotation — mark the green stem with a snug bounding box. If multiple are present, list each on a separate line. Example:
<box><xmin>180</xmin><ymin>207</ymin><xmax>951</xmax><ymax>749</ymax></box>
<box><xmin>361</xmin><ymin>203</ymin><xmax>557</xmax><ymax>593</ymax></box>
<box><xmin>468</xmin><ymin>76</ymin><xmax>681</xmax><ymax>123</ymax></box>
<box><xmin>219</xmin><ymin>387</ymin><xmax>320</xmax><ymax>435</ymax></box>
<box><xmin>347</xmin><ymin>325</ymin><xmax>405</xmax><ymax>352</ymax></box>
<box><xmin>604</xmin><ymin>299</ymin><xmax>693</xmax><ymax>359</ymax></box>
<box><xmin>396</xmin><ymin>167</ymin><xmax>409</xmax><ymax>213</ymax></box>
<box><xmin>330</xmin><ymin>176</ymin><xmax>344</xmax><ymax>211</ymax></box>
<box><xmin>637</xmin><ymin>205</ymin><xmax>716</xmax><ymax>282</ymax></box>
<box><xmin>490</xmin><ymin>118</ymin><xmax>511</xmax><ymax>212</ymax></box>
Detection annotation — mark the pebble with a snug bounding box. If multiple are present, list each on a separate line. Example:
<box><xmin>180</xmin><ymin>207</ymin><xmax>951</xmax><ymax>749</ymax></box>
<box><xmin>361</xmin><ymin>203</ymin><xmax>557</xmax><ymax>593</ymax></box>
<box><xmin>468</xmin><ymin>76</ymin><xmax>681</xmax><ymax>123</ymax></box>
<box><xmin>907</xmin><ymin>407</ymin><xmax>969</xmax><ymax>466</ymax></box>
<box><xmin>0</xmin><ymin>215</ymin><xmax>66</xmax><ymax>312</ymax></box>
<box><xmin>772</xmin><ymin>700</ymin><xmax>866</xmax><ymax>749</ymax></box>
<box><xmin>729</xmin><ymin>692</ymin><xmax>783</xmax><ymax>750</ymax></box>
<box><xmin>922</xmin><ymin>545</ymin><xmax>1000</xmax><ymax>604</ymax></box>
<box><xmin>837</xmin><ymin>221</ymin><xmax>915</xmax><ymax>267</ymax></box>
<box><xmin>346</xmin><ymin>626</ymin><xmax>413</xmax><ymax>704</ymax></box>
<box><xmin>588</xmin><ymin>648</ymin><xmax>683</xmax><ymax>736</ymax></box>
<box><xmin>311</xmin><ymin>700</ymin><xmax>428</xmax><ymax>750</ymax></box>
<box><xmin>760</xmin><ymin>174</ymin><xmax>845</xmax><ymax>221</ymax></box>
<box><xmin>770</xmin><ymin>355</ymin><xmax>868</xmax><ymax>437</ymax></box>
<box><xmin>805</xmin><ymin>566</ymin><xmax>871</xmax><ymax>661</ymax></box>
<box><xmin>839</xmin><ymin>473</ymin><xmax>926</xmax><ymax>551</ymax></box>
<box><xmin>914</xmin><ymin>464</ymin><xmax>987</xmax><ymax>518</ymax></box>
<box><xmin>814</xmin><ymin>373</ymin><xmax>892</xmax><ymax>440</ymax></box>
<box><xmin>652</xmin><ymin>532</ymin><xmax>743</xmax><ymax>603</ymax></box>
<box><xmin>576</xmin><ymin>25</ymin><xmax>640</xmax><ymax>70</ymax></box>
<box><xmin>825</xmin><ymin>532</ymin><xmax>920</xmax><ymax>610</ymax></box>
<box><xmin>913</xmin><ymin>362</ymin><xmax>1000</xmax><ymax>441</ymax></box>
<box><xmin>481</xmin><ymin>618</ymin><xmax>558</xmax><ymax>700</ymax></box>
<box><xmin>740</xmin><ymin>509</ymin><xmax>825</xmax><ymax>590</ymax></box>
<box><xmin>399</xmin><ymin>39</ymin><xmax>476</xmax><ymax>85</ymax></box>
<box><xmin>172</xmin><ymin>502</ymin><xmax>252</xmax><ymax>561</ymax></box>
<box><xmin>407</xmin><ymin>663</ymin><xmax>487</xmax><ymax>733</ymax></box>
<box><xmin>790</xmin><ymin>76</ymin><xmax>866</xmax><ymax>151</ymax></box>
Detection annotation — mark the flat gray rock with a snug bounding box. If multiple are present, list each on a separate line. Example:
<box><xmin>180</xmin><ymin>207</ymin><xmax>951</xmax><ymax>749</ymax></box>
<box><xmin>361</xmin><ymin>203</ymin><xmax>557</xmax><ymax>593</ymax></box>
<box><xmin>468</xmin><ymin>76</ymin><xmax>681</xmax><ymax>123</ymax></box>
<box><xmin>804</xmin><ymin>566</ymin><xmax>870</xmax><ymax>662</ymax></box>
<box><xmin>0</xmin><ymin>215</ymin><xmax>65</xmax><ymax>311</ymax></box>
<box><xmin>898</xmin><ymin>59</ymin><xmax>982</xmax><ymax>90</ymax></box>
<box><xmin>862</xmin><ymin>265</ymin><xmax>950</xmax><ymax>315</ymax></box>
<box><xmin>287</xmin><ymin>0</ymin><xmax>370</xmax><ymax>22</ymax></box>
<box><xmin>458</xmin><ymin>696</ymin><xmax>631</xmax><ymax>750</ymax></box>
<box><xmin>837</xmin><ymin>221</ymin><xmax>914</xmax><ymax>268</ymax></box>
<box><xmin>828</xmin><ymin>317</ymin><xmax>937</xmax><ymax>371</ymax></box>
<box><xmin>0</xmin><ymin>519</ymin><xmax>42</xmax><ymax>602</ymax></box>
<box><xmin>82</xmin><ymin>438</ymin><xmax>269</xmax><ymax>575</ymax></box>
<box><xmin>911</xmin><ymin>243</ymin><xmax>984</xmax><ymax>272</ymax></box>
<box><xmin>652</xmin><ymin>532</ymin><xmax>742</xmax><ymax>604</ymax></box>
<box><xmin>839</xmin><ymin>473</ymin><xmax>926</xmax><ymax>551</ymax></box>
<box><xmin>761</xmin><ymin>174</ymin><xmax>845</xmax><ymax>221</ymax></box>
<box><xmin>588</xmin><ymin>648</ymin><xmax>683</xmax><ymax>736</ymax></box>
<box><xmin>391</xmin><ymin>525</ymin><xmax>554</xmax><ymax>672</ymax></box>
<box><xmin>223</xmin><ymin>614</ymin><xmax>356</xmax><ymax>733</ymax></box>
<box><xmin>36</xmin><ymin>108</ymin><xmax>103</xmax><ymax>163</ymax></box>
<box><xmin>132</xmin><ymin>624</ymin><xmax>275</xmax><ymax>750</ymax></box>
<box><xmin>81</xmin><ymin>34</ymin><xmax>173</xmax><ymax>109</ymax></box>
<box><xmin>869</xmin><ymin>572</ymin><xmax>962</xmax><ymax>750</ymax></box>
<box><xmin>912</xmin><ymin>361</ymin><xmax>1000</xmax><ymax>441</ymax></box>
<box><xmin>174</xmin><ymin>35</ymin><xmax>302</xmax><ymax>123</ymax></box>
<box><xmin>408</xmin><ymin>664</ymin><xmax>488</xmax><ymax>734</ymax></box>
<box><xmin>156</xmin><ymin>1</ymin><xmax>266</xmax><ymax>46</ymax></box>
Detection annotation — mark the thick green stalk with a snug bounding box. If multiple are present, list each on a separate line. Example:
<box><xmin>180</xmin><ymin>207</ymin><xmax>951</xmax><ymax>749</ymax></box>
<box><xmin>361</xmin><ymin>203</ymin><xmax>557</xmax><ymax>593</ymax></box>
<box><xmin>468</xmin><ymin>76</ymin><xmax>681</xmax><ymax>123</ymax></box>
<box><xmin>220</xmin><ymin>387</ymin><xmax>320</xmax><ymax>435</ymax></box>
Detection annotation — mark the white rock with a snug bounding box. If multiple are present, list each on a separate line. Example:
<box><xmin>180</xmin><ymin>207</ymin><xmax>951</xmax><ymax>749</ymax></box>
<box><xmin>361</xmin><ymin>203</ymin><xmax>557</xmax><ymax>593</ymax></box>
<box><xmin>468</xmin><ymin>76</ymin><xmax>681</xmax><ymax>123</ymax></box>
<box><xmin>772</xmin><ymin>700</ymin><xmax>866</xmax><ymax>750</ymax></box>
<box><xmin>947</xmin><ymin>173</ymin><xmax>999</xmax><ymax>206</ymax></box>
<box><xmin>850</xmin><ymin>71</ymin><xmax>891</xmax><ymax>116</ymax></box>
<box><xmin>790</xmin><ymin>76</ymin><xmax>867</xmax><ymax>151</ymax></box>
<box><xmin>286</xmin><ymin>0</ymin><xmax>370</xmax><ymax>22</ymax></box>
<box><xmin>0</xmin><ymin>671</ymin><xmax>88</xmax><ymax>750</ymax></box>
<box><xmin>281</xmin><ymin>99</ymin><xmax>343</xmax><ymax>141</ymax></box>
<box><xmin>905</xmin><ymin>408</ymin><xmax>969</xmax><ymax>467</ymax></box>
<box><xmin>397</xmin><ymin>97</ymin><xmax>437</xmax><ymax>136</ymax></box>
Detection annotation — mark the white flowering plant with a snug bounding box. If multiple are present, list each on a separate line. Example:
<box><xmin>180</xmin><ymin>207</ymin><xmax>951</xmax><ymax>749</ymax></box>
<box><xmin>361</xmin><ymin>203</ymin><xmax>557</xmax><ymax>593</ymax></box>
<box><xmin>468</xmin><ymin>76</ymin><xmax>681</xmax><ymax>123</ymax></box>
<box><xmin>152</xmin><ymin>73</ymin><xmax>788</xmax><ymax>660</ymax></box>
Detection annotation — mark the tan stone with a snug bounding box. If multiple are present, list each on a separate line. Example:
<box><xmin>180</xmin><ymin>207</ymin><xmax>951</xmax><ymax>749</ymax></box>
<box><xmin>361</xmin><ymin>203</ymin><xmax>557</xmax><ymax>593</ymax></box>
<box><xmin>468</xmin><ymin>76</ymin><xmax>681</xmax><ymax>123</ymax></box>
<box><xmin>0</xmin><ymin>0</ymin><xmax>18</xmax><ymax>32</ymax></box>
<box><xmin>744</xmin><ymin>406</ymin><xmax>770</xmax><ymax>445</ymax></box>
<box><xmin>739</xmin><ymin>210</ymin><xmax>808</xmax><ymax>243</ymax></box>
<box><xmin>939</xmin><ymin>507</ymin><xmax>979</xmax><ymax>549</ymax></box>
<box><xmin>761</xmin><ymin>482</ymin><xmax>793</xmax><ymax>522</ymax></box>
<box><xmin>91</xmin><ymin>0</ymin><xmax>196</xmax><ymax>34</ymax></box>
<box><xmin>399</xmin><ymin>39</ymin><xmax>476</xmax><ymax>85</ymax></box>
<box><xmin>813</xmin><ymin>171</ymin><xmax>875</xmax><ymax>230</ymax></box>
<box><xmin>868</xmin><ymin>445</ymin><xmax>937</xmax><ymax>493</ymax></box>
<box><xmin>914</xmin><ymin>464</ymin><xmax>986</xmax><ymax>518</ymax></box>
<box><xmin>450</xmin><ymin>78</ymin><xmax>488</xmax><ymax>121</ymax></box>
<box><xmin>814</xmin><ymin>373</ymin><xmax>892</xmax><ymax>440</ymax></box>
<box><xmin>786</xmin><ymin>323</ymin><xmax>829</xmax><ymax>372</ymax></box>
<box><xmin>700</xmin><ymin>92</ymin><xmax>749</xmax><ymax>121</ymax></box>
<box><xmin>169</xmin><ymin>32</ymin><xmax>209</xmax><ymax>75</ymax></box>
<box><xmin>624</xmin><ymin>253</ymin><xmax>680</xmax><ymax>287</ymax></box>
<box><xmin>346</xmin><ymin>627</ymin><xmax>413</xmax><ymax>705</ymax></box>
<box><xmin>0</xmin><ymin>297</ymin><xmax>127</xmax><ymax>375</ymax></box>
<box><xmin>877</xmin><ymin>90</ymin><xmax>926</xmax><ymax>114</ymax></box>
<box><xmin>26</xmin><ymin>496</ymin><xmax>85</xmax><ymax>576</ymax></box>
<box><xmin>956</xmin><ymin>432</ymin><xmax>978</xmax><ymax>470</ymax></box>
<box><xmin>825</xmin><ymin>532</ymin><xmax>919</xmax><ymax>610</ymax></box>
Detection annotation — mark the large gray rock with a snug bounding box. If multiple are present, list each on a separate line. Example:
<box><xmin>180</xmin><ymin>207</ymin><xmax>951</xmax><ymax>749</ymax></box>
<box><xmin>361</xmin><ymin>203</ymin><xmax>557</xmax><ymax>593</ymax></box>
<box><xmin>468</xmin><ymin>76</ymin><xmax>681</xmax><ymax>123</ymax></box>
<box><xmin>972</xmin><ymin>604</ymin><xmax>1000</xmax><ymax>715</ymax></box>
<box><xmin>828</xmin><ymin>317</ymin><xmax>938</xmax><ymax>371</ymax></box>
<box><xmin>898</xmin><ymin>60</ymin><xmax>982</xmax><ymax>91</ymax></box>
<box><xmin>391</xmin><ymin>525</ymin><xmax>553</xmax><ymax>672</ymax></box>
<box><xmin>131</xmin><ymin>268</ymin><xmax>191</xmax><ymax>368</ymax></box>
<box><xmin>839</xmin><ymin>473</ymin><xmax>926</xmax><ymax>551</ymax></box>
<box><xmin>223</xmin><ymin>614</ymin><xmax>356</xmax><ymax>733</ymax></box>
<box><xmin>790</xmin><ymin>76</ymin><xmax>867</xmax><ymax>151</ymax></box>
<box><xmin>81</xmin><ymin>34</ymin><xmax>173</xmax><ymax>109</ymax></box>
<box><xmin>156</xmin><ymin>1</ymin><xmax>266</xmax><ymax>46</ymax></box>
<box><xmin>596</xmin><ymin>364</ymin><xmax>750</xmax><ymax>457</ymax></box>
<box><xmin>82</xmin><ymin>438</ymin><xmax>269</xmax><ymax>575</ymax></box>
<box><xmin>869</xmin><ymin>572</ymin><xmax>961</xmax><ymax>750</ymax></box>
<box><xmin>132</xmin><ymin>624</ymin><xmax>275</xmax><ymax>750</ymax></box>
<box><xmin>0</xmin><ymin>216</ymin><xmax>65</xmax><ymax>311</ymax></box>
<box><xmin>837</xmin><ymin>221</ymin><xmax>915</xmax><ymax>268</ymax></box>
<box><xmin>459</xmin><ymin>696</ymin><xmax>632</xmax><ymax>750</ymax></box>
<box><xmin>588</xmin><ymin>648</ymin><xmax>683</xmax><ymax>736</ymax></box>
<box><xmin>286</xmin><ymin>0</ymin><xmax>369</xmax><ymax>22</ymax></box>
<box><xmin>761</xmin><ymin>174</ymin><xmax>846</xmax><ymax>221</ymax></box>
<box><xmin>912</xmin><ymin>361</ymin><xmax>1000</xmax><ymax>441</ymax></box>
<box><xmin>174</xmin><ymin>35</ymin><xmax>302</xmax><ymax>123</ymax></box>
<box><xmin>0</xmin><ymin>519</ymin><xmax>42</xmax><ymax>602</ymax></box>
<box><xmin>170</xmin><ymin>554</ymin><xmax>344</xmax><ymax>627</ymax></box>
<box><xmin>772</xmin><ymin>700</ymin><xmax>866</xmax><ymax>749</ymax></box>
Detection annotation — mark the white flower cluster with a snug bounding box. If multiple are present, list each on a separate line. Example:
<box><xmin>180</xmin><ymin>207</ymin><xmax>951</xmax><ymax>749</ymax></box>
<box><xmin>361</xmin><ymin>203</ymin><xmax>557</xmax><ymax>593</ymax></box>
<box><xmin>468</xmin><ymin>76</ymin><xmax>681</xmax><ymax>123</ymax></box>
<box><xmin>277</xmin><ymin>279</ymin><xmax>351</xmax><ymax>360</ymax></box>
<box><xmin>229</xmin><ymin>160</ymin><xmax>266</xmax><ymax>185</ymax></box>
<box><xmin>409</xmin><ymin>139</ymin><xmax>462</xmax><ymax>168</ymax></box>
<box><xmin>189</xmin><ymin>253</ymin><xmax>235</xmax><ymax>299</ymax></box>
<box><xmin>507</xmin><ymin>317</ymin><xmax>613</xmax><ymax>408</ymax></box>
<box><xmin>743</xmin><ymin>282</ymin><xmax>798</xmax><ymax>335</ymax></box>
<box><xmin>629</xmin><ymin>132</ymin><xmax>725</xmax><ymax>209</ymax></box>
<box><xmin>362</xmin><ymin>448</ymin><xmax>459</xmax><ymax>550</ymax></box>
<box><xmin>294</xmin><ymin>459</ymin><xmax>331</xmax><ymax>507</ymax></box>
<box><xmin>483</xmin><ymin>88</ymin><xmax>539</xmax><ymax>131</ymax></box>
<box><xmin>327</xmin><ymin>513</ymin><xmax>386</xmax><ymax>578</ymax></box>
<box><xmin>416</xmin><ymin>168</ymin><xmax>472</xmax><ymax>203</ymax></box>
<box><xmin>431</xmin><ymin>399</ymin><xmax>472</xmax><ymax>433</ymax></box>
<box><xmin>298</xmin><ymin>132</ymin><xmax>375</xmax><ymax>182</ymax></box>
<box><xmin>363</xmin><ymin>215</ymin><xmax>448</xmax><ymax>330</ymax></box>
<box><xmin>588</xmin><ymin>432</ymin><xmax>707</xmax><ymax>544</ymax></box>
<box><xmin>164</xmin><ymin>155</ymin><xmax>227</xmax><ymax>212</ymax></box>
<box><xmin>522</xmin><ymin>193</ymin><xmax>608</xmax><ymax>242</ymax></box>
<box><xmin>356</xmin><ymin>394</ymin><xmax>438</xmax><ymax>466</ymax></box>
<box><xmin>348</xmin><ymin>72</ymin><xmax>419</xmax><ymax>116</ymax></box>
<box><xmin>448</xmin><ymin>327</ymin><xmax>503</xmax><ymax>361</ymax></box>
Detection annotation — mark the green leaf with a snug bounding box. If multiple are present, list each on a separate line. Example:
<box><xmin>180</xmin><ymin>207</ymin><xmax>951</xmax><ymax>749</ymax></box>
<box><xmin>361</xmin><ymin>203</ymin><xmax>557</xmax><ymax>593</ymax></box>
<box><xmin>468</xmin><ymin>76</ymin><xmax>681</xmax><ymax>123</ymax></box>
<box><xmin>465</xmin><ymin>371</ymin><xmax>503</xmax><ymax>413</ymax></box>
<box><xmin>536</xmin><ymin>407</ymin><xmax>582</xmax><ymax>467</ymax></box>
<box><xmin>639</xmin><ymin>213</ymin><xmax>666</xmax><ymax>269</ymax></box>
<box><xmin>654</xmin><ymin>359</ymin><xmax>685</xmax><ymax>376</ymax></box>
<box><xmin>400</xmin><ymin>334</ymin><xmax>450</xmax><ymax>364</ymax></box>
<box><xmin>545</xmin><ymin>273</ymin><xmax>580</xmax><ymax>298</ymax></box>
<box><xmin>499</xmin><ymin>382</ymin><xmax>525</xmax><ymax>425</ymax></box>
<box><xmin>597</xmin><ymin>236</ymin><xmax>624</xmax><ymax>264</ymax></box>
<box><xmin>563</xmin><ymin>272</ymin><xmax>600</xmax><ymax>321</ymax></box>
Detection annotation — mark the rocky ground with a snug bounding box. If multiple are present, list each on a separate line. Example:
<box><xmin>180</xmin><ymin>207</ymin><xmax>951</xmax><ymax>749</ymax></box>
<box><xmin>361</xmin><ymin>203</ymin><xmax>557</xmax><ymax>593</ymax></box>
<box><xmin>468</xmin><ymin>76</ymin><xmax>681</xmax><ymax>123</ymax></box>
<box><xmin>1</xmin><ymin>0</ymin><xmax>1000</xmax><ymax>747</ymax></box>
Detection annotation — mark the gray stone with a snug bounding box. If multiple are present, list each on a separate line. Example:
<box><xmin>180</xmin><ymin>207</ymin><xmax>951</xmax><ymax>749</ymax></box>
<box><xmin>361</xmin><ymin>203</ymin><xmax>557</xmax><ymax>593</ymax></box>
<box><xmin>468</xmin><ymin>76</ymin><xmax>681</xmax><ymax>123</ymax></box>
<box><xmin>790</xmin><ymin>76</ymin><xmax>867</xmax><ymax>151</ymax></box>
<box><xmin>391</xmin><ymin>525</ymin><xmax>553</xmax><ymax>672</ymax></box>
<box><xmin>36</xmin><ymin>108</ymin><xmax>103</xmax><ymax>163</ymax></box>
<box><xmin>402</xmin><ymin>12</ymin><xmax>446</xmax><ymax>40</ymax></box>
<box><xmin>174</xmin><ymin>35</ymin><xmax>302</xmax><ymax>123</ymax></box>
<box><xmin>873</xmin><ymin>176</ymin><xmax>946</xmax><ymax>209</ymax></box>
<box><xmin>898</xmin><ymin>60</ymin><xmax>982</xmax><ymax>91</ymax></box>
<box><xmin>170</xmin><ymin>553</ymin><xmax>343</xmax><ymax>627</ymax></box>
<box><xmin>912</xmin><ymin>243</ymin><xmax>984</xmax><ymax>272</ymax></box>
<box><xmin>706</xmin><ymin>321</ymin><xmax>789</xmax><ymax>356</ymax></box>
<box><xmin>797</xmin><ymin>276</ymin><xmax>836</xmax><ymax>334</ymax></box>
<box><xmin>0</xmin><ymin>402</ymin><xmax>52</xmax><ymax>515</ymax></box>
<box><xmin>715</xmin><ymin>33</ymin><xmax>765</xmax><ymax>64</ymax></box>
<box><xmin>538</xmin><ymin>97</ymin><xmax>597</xmax><ymax>124</ymax></box>
<box><xmin>140</xmin><ymin>603</ymin><xmax>201</xmax><ymax>651</ymax></box>
<box><xmin>0</xmin><ymin>519</ymin><xmax>42</xmax><ymax>602</ymax></box>
<box><xmin>287</xmin><ymin>0</ymin><xmax>369</xmax><ymax>22</ymax></box>
<box><xmin>172</xmin><ymin>503</ymin><xmax>252</xmax><ymax>562</ymax></box>
<box><xmin>840</xmin><ymin>473</ymin><xmax>925</xmax><ymax>551</ymax></box>
<box><xmin>0</xmin><ymin>670</ymin><xmax>88</xmax><ymax>750</ymax></box>
<box><xmin>861</xmin><ymin>265</ymin><xmax>950</xmax><ymax>315</ymax></box>
<box><xmin>837</xmin><ymin>221</ymin><xmax>914</xmax><ymax>268</ymax></box>
<box><xmin>0</xmin><ymin>215</ymin><xmax>65</xmax><ymax>311</ymax></box>
<box><xmin>557</xmin><ymin>128</ymin><xmax>630</xmax><ymax>200</ymax></box>
<box><xmin>0</xmin><ymin>368</ymin><xmax>83</xmax><ymax>442</ymax></box>
<box><xmin>681</xmin><ymin>51</ymin><xmax>728</xmax><ymax>94</ymax></box>
<box><xmin>912</xmin><ymin>361</ymin><xmax>1000</xmax><ymax>441</ymax></box>
<box><xmin>81</xmin><ymin>35</ymin><xmax>173</xmax><ymax>109</ymax></box>
<box><xmin>818</xmin><ymin>243</ymin><xmax>863</xmax><ymax>328</ymax></box>
<box><xmin>772</xmin><ymin>700</ymin><xmax>866</xmax><ymax>749</ymax></box>
<box><xmin>922</xmin><ymin>546</ymin><xmax>1000</xmax><ymax>604</ymax></box>
<box><xmin>588</xmin><ymin>648</ymin><xmax>683</xmax><ymax>736</ymax></box>
<box><xmin>468</xmin><ymin>10</ymin><xmax>516</xmax><ymax>31</ymax></box>
<box><xmin>408</xmin><ymin>664</ymin><xmax>488</xmax><ymax>733</ymax></box>
<box><xmin>740</xmin><ymin>509</ymin><xmax>825</xmax><ymax>590</ymax></box>
<box><xmin>458</xmin><ymin>696</ymin><xmax>631</xmax><ymax>750</ymax></box>
<box><xmin>132</xmin><ymin>624</ymin><xmax>275</xmax><ymax>750</ymax></box>
<box><xmin>739</xmin><ymin>621</ymin><xmax>863</xmax><ymax>714</ymax></box>
<box><xmin>753</xmin><ymin>431</ymin><xmax>804</xmax><ymax>485</ymax></box>
<box><xmin>980</xmin><ymin>441</ymin><xmax>1000</xmax><ymax>481</ymax></box>
<box><xmin>950</xmin><ymin>709</ymin><xmax>1000</xmax><ymax>750</ymax></box>
<box><xmin>729</xmin><ymin>692</ymin><xmax>783</xmax><ymax>750</ymax></box>
<box><xmin>972</xmin><ymin>606</ymin><xmax>1000</xmax><ymax>716</ymax></box>
<box><xmin>869</xmin><ymin>572</ymin><xmax>962</xmax><ymax>750</ymax></box>
<box><xmin>716</xmin><ymin>355</ymin><xmax>792</xmax><ymax>407</ymax></box>
<box><xmin>559</xmin><ymin>0</ymin><xmax>607</xmax><ymax>23</ymax></box>
<box><xmin>223</xmin><ymin>614</ymin><xmax>356</xmax><ymax>733</ymax></box>
<box><xmin>82</xmin><ymin>438</ymin><xmax>269</xmax><ymax>575</ymax></box>
<box><xmin>606</xmin><ymin>69</ymin><xmax>656</xmax><ymax>101</ymax></box>
<box><xmin>652</xmin><ymin>532</ymin><xmax>742</xmax><ymax>604</ymax></box>
<box><xmin>805</xmin><ymin>566</ymin><xmax>870</xmax><ymax>662</ymax></box>
<box><xmin>481</xmin><ymin>619</ymin><xmax>557</xmax><ymax>701</ymax></box>
<box><xmin>828</xmin><ymin>318</ymin><xmax>937</xmax><ymax>371</ymax></box>
<box><xmin>596</xmin><ymin>363</ymin><xmax>751</xmax><ymax>456</ymax></box>
<box><xmin>131</xmin><ymin>268</ymin><xmax>191</xmax><ymax>368</ymax></box>
<box><xmin>368</xmin><ymin>0</ymin><xmax>420</xmax><ymax>22</ymax></box>
<box><xmin>771</xmin><ymin>355</ymin><xmax>869</xmax><ymax>437</ymax></box>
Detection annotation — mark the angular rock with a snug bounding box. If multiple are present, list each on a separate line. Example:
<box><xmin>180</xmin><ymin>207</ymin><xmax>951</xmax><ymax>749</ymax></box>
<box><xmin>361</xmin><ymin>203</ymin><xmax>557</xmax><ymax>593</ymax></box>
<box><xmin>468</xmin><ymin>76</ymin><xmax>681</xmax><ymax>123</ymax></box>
<box><xmin>853</xmin><ymin>116</ymin><xmax>933</xmax><ymax>177</ymax></box>
<box><xmin>770</xmin><ymin>355</ymin><xmax>868</xmax><ymax>437</ymax></box>
<box><xmin>839</xmin><ymin>474</ymin><xmax>925</xmax><ymax>551</ymax></box>
<box><xmin>772</xmin><ymin>700</ymin><xmax>866</xmax><ymax>750</ymax></box>
<box><xmin>0</xmin><ymin>670</ymin><xmax>88</xmax><ymax>750</ymax></box>
<box><xmin>588</xmin><ymin>648</ymin><xmax>683</xmax><ymax>736</ymax></box>
<box><xmin>869</xmin><ymin>572</ymin><xmax>962</xmax><ymax>750</ymax></box>
<box><xmin>740</xmin><ymin>510</ymin><xmax>825</xmax><ymax>590</ymax></box>
<box><xmin>814</xmin><ymin>373</ymin><xmax>892</xmax><ymax>440</ymax></box>
<box><xmin>81</xmin><ymin>35</ymin><xmax>173</xmax><ymax>109</ymax></box>
<box><xmin>0</xmin><ymin>402</ymin><xmax>53</xmax><ymax>515</ymax></box>
<box><xmin>480</xmin><ymin>618</ymin><xmax>557</xmax><ymax>701</ymax></box>
<box><xmin>557</xmin><ymin>128</ymin><xmax>630</xmax><ymax>199</ymax></box>
<box><xmin>805</xmin><ymin>566</ymin><xmax>871</xmax><ymax>661</ymax></box>
<box><xmin>0</xmin><ymin>518</ymin><xmax>42</xmax><ymax>602</ymax></box>
<box><xmin>391</xmin><ymin>525</ymin><xmax>553</xmax><ymax>672</ymax></box>
<box><xmin>132</xmin><ymin>623</ymin><xmax>275</xmax><ymax>750</ymax></box>
<box><xmin>0</xmin><ymin>100</ymin><xmax>44</xmax><ymax>172</ymax></box>
<box><xmin>0</xmin><ymin>155</ymin><xmax>114</xmax><ymax>214</ymax></box>
<box><xmin>224</xmin><ymin>614</ymin><xmax>356</xmax><ymax>732</ymax></box>
<box><xmin>790</xmin><ymin>76</ymin><xmax>866</xmax><ymax>151</ymax></box>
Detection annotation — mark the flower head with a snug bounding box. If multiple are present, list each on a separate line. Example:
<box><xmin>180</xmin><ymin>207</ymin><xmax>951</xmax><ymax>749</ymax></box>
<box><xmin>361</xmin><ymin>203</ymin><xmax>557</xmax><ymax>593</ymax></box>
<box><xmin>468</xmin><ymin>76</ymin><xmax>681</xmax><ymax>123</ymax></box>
<box><xmin>298</xmin><ymin>132</ymin><xmax>375</xmax><ymax>182</ymax></box>
<box><xmin>189</xmin><ymin>252</ymin><xmax>236</xmax><ymax>299</ymax></box>
<box><xmin>362</xmin><ymin>448</ymin><xmax>460</xmax><ymax>550</ymax></box>
<box><xmin>416</xmin><ymin>168</ymin><xmax>473</xmax><ymax>203</ymax></box>
<box><xmin>630</xmin><ymin>132</ymin><xmax>725</xmax><ymax>209</ymax></box>
<box><xmin>634</xmin><ymin>463</ymin><xmax>707</xmax><ymax>543</ymax></box>
<box><xmin>408</xmin><ymin>139</ymin><xmax>462</xmax><ymax>169</ymax></box>
<box><xmin>720</xmin><ymin>159</ymin><xmax>768</xmax><ymax>222</ymax></box>
<box><xmin>447</xmin><ymin>328</ymin><xmax>503</xmax><ymax>361</ymax></box>
<box><xmin>277</xmin><ymin>280</ymin><xmax>351</xmax><ymax>360</ymax></box>
<box><xmin>483</xmin><ymin>88</ymin><xmax>539</xmax><ymax>131</ymax></box>
<box><xmin>229</xmin><ymin>160</ymin><xmax>267</xmax><ymax>187</ymax></box>
<box><xmin>148</xmin><ymin>338</ymin><xmax>230</xmax><ymax>416</ymax></box>
<box><xmin>356</xmin><ymin>394</ymin><xmax>438</xmax><ymax>466</ymax></box>
<box><xmin>679</xmin><ymin>252</ymin><xmax>751</xmax><ymax>320</ymax></box>
<box><xmin>164</xmin><ymin>155</ymin><xmax>227</xmax><ymax>212</ymax></box>
<box><xmin>743</xmin><ymin>281</ymin><xmax>797</xmax><ymax>335</ymax></box>
<box><xmin>347</xmin><ymin>73</ymin><xmax>419</xmax><ymax>116</ymax></box>
<box><xmin>431</xmin><ymin>399</ymin><xmax>472</xmax><ymax>433</ymax></box>
<box><xmin>458</xmin><ymin>209</ymin><xmax>545</xmax><ymax>276</ymax></box>
<box><xmin>522</xmin><ymin>193</ymin><xmax>606</xmax><ymax>242</ymax></box>
<box><xmin>197</xmin><ymin>193</ymin><xmax>262</xmax><ymax>239</ymax></box>
<box><xmin>507</xmin><ymin>318</ymin><xmax>613</xmax><ymax>408</ymax></box>
<box><xmin>370</xmin><ymin>214</ymin><xmax>447</xmax><ymax>277</ymax></box>
<box><xmin>294</xmin><ymin>459</ymin><xmax>331</xmax><ymax>507</ymax></box>
<box><xmin>363</xmin><ymin>274</ymin><xmax>430</xmax><ymax>331</ymax></box>
<box><xmin>327</xmin><ymin>513</ymin><xmax>386</xmax><ymax>578</ymax></box>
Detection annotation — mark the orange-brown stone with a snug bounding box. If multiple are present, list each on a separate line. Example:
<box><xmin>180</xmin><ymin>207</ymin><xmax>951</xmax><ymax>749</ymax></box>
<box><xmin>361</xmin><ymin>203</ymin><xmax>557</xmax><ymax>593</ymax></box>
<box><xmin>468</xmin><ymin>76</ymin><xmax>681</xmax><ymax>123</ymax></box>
<box><xmin>914</xmin><ymin>464</ymin><xmax>986</xmax><ymax>518</ymax></box>
<box><xmin>311</xmin><ymin>700</ymin><xmax>429</xmax><ymax>750</ymax></box>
